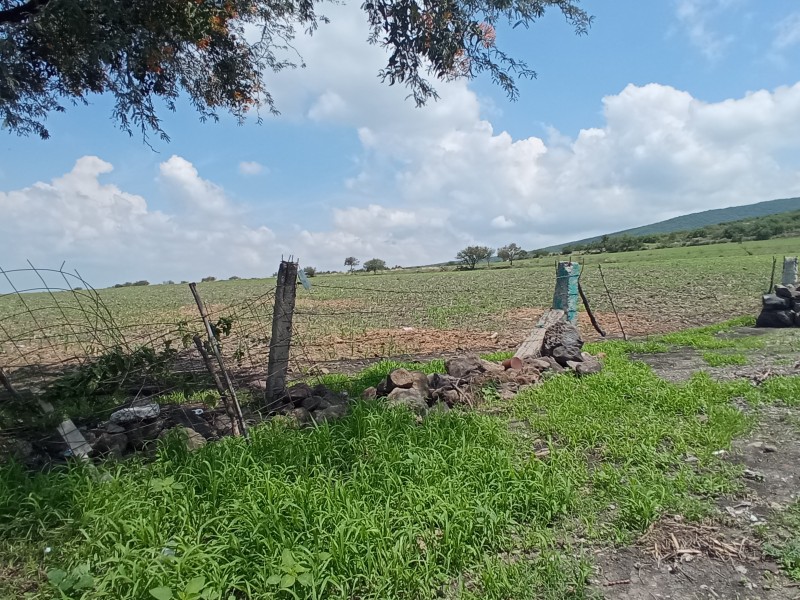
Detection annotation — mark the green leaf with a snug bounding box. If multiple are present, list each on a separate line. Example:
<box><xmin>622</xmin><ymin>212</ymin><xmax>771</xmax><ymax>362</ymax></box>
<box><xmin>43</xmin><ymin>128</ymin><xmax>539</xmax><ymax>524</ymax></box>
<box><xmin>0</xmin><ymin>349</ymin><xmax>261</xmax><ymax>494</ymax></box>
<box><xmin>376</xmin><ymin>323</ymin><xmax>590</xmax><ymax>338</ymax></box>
<box><xmin>281</xmin><ymin>548</ymin><xmax>295</xmax><ymax>568</ymax></box>
<box><xmin>280</xmin><ymin>574</ymin><xmax>296</xmax><ymax>589</ymax></box>
<box><xmin>171</xmin><ymin>482</ymin><xmax>185</xmax><ymax>490</ymax></box>
<box><xmin>317</xmin><ymin>552</ymin><xmax>332</xmax><ymax>562</ymax></box>
<box><xmin>74</xmin><ymin>572</ymin><xmax>94</xmax><ymax>590</ymax></box>
<box><xmin>185</xmin><ymin>576</ymin><xmax>205</xmax><ymax>595</ymax></box>
<box><xmin>266</xmin><ymin>574</ymin><xmax>282</xmax><ymax>586</ymax></box>
<box><xmin>149</xmin><ymin>586</ymin><xmax>173</xmax><ymax>600</ymax></box>
<box><xmin>46</xmin><ymin>569</ymin><xmax>67</xmax><ymax>587</ymax></box>
<box><xmin>293</xmin><ymin>564</ymin><xmax>309</xmax><ymax>573</ymax></box>
<box><xmin>297</xmin><ymin>572</ymin><xmax>313</xmax><ymax>587</ymax></box>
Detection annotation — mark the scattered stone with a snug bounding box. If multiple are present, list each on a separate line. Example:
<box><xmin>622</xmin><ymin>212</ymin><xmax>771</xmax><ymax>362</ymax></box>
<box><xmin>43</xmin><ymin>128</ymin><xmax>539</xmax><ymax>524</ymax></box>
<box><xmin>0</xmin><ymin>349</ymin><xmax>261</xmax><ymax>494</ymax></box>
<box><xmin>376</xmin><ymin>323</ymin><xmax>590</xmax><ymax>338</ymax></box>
<box><xmin>362</xmin><ymin>387</ymin><xmax>378</xmax><ymax>401</ymax></box>
<box><xmin>743</xmin><ymin>468</ymin><xmax>765</xmax><ymax>481</ymax></box>
<box><xmin>109</xmin><ymin>403</ymin><xmax>160</xmax><ymax>425</ymax></box>
<box><xmin>576</xmin><ymin>355</ymin><xmax>603</xmax><ymax>376</ymax></box>
<box><xmin>775</xmin><ymin>285</ymin><xmax>793</xmax><ymax>299</ymax></box>
<box><xmin>314</xmin><ymin>404</ymin><xmax>349</xmax><ymax>423</ymax></box>
<box><xmin>712</xmin><ymin>449</ymin><xmax>729</xmax><ymax>457</ymax></box>
<box><xmin>409</xmin><ymin>371</ymin><xmax>430</xmax><ymax>396</ymax></box>
<box><xmin>763</xmin><ymin>444</ymin><xmax>778</xmax><ymax>453</ymax></box>
<box><xmin>684</xmin><ymin>455</ymin><xmax>699</xmax><ymax>464</ymax></box>
<box><xmin>386</xmin><ymin>387</ymin><xmax>428</xmax><ymax>415</ymax></box>
<box><xmin>103</xmin><ymin>422</ymin><xmax>126</xmax><ymax>434</ymax></box>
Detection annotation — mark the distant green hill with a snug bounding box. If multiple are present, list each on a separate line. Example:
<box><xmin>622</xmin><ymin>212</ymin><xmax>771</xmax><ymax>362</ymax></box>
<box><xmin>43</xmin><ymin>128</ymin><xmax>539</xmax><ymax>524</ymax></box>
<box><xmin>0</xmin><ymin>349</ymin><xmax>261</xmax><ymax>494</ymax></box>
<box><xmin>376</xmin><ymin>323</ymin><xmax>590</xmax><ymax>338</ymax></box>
<box><xmin>545</xmin><ymin>196</ymin><xmax>800</xmax><ymax>251</ymax></box>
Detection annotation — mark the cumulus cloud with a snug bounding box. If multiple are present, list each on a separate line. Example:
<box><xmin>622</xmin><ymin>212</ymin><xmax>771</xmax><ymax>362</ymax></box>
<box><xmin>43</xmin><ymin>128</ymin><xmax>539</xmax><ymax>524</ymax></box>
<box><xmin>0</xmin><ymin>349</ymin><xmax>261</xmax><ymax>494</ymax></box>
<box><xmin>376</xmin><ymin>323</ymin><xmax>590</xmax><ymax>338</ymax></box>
<box><xmin>238</xmin><ymin>161</ymin><xmax>266</xmax><ymax>175</ymax></box>
<box><xmin>4</xmin><ymin>1</ymin><xmax>800</xmax><ymax>284</ymax></box>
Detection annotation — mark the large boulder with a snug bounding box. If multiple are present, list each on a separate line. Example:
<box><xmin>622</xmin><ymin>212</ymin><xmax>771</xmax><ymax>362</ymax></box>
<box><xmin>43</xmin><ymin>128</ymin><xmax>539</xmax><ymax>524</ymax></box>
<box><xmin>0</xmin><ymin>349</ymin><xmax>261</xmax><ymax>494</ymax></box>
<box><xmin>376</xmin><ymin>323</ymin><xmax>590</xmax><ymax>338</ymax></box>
<box><xmin>286</xmin><ymin>383</ymin><xmax>313</xmax><ymax>405</ymax></box>
<box><xmin>763</xmin><ymin>294</ymin><xmax>791</xmax><ymax>311</ymax></box>
<box><xmin>775</xmin><ymin>285</ymin><xmax>794</xmax><ymax>299</ymax></box>
<box><xmin>543</xmin><ymin>321</ymin><xmax>583</xmax><ymax>356</ymax></box>
<box><xmin>756</xmin><ymin>309</ymin><xmax>794</xmax><ymax>328</ymax></box>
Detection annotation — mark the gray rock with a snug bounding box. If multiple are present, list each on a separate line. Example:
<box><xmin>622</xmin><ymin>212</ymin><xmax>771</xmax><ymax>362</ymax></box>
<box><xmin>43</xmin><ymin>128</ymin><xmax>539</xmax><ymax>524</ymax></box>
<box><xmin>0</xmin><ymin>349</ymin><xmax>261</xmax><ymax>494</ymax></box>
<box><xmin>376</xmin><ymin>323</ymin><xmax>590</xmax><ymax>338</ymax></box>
<box><xmin>314</xmin><ymin>404</ymin><xmax>349</xmax><ymax>423</ymax></box>
<box><xmin>2</xmin><ymin>438</ymin><xmax>34</xmax><ymax>462</ymax></box>
<box><xmin>742</xmin><ymin>468</ymin><xmax>764</xmax><ymax>481</ymax></box>
<box><xmin>109</xmin><ymin>403</ymin><xmax>160</xmax><ymax>425</ymax></box>
<box><xmin>410</xmin><ymin>371</ymin><xmax>431</xmax><ymax>397</ymax></box>
<box><xmin>762</xmin><ymin>294</ymin><xmax>790</xmax><ymax>311</ymax></box>
<box><xmin>386</xmin><ymin>388</ymin><xmax>428</xmax><ymax>415</ymax></box>
<box><xmin>775</xmin><ymin>285</ymin><xmax>793</xmax><ymax>299</ymax></box>
<box><xmin>427</xmin><ymin>402</ymin><xmax>451</xmax><ymax>415</ymax></box>
<box><xmin>160</xmin><ymin>426</ymin><xmax>206</xmax><ymax>451</ymax></box>
<box><xmin>524</xmin><ymin>358</ymin><xmax>553</xmax><ymax>371</ymax></box>
<box><xmin>289</xmin><ymin>407</ymin><xmax>313</xmax><ymax>426</ymax></box>
<box><xmin>127</xmin><ymin>419</ymin><xmax>165</xmax><ymax>450</ymax></box>
<box><xmin>543</xmin><ymin>321</ymin><xmax>583</xmax><ymax>355</ymax></box>
<box><xmin>551</xmin><ymin>345</ymin><xmax>582</xmax><ymax>367</ymax></box>
<box><xmin>756</xmin><ymin>309</ymin><xmax>794</xmax><ymax>328</ymax></box>
<box><xmin>212</xmin><ymin>414</ymin><xmax>233</xmax><ymax>435</ymax></box>
<box><xmin>301</xmin><ymin>395</ymin><xmax>323</xmax><ymax>411</ymax></box>
<box><xmin>576</xmin><ymin>354</ymin><xmax>602</xmax><ymax>376</ymax></box>
<box><xmin>103</xmin><ymin>422</ymin><xmax>126</xmax><ymax>434</ymax></box>
<box><xmin>94</xmin><ymin>432</ymin><xmax>129</xmax><ymax>457</ymax></box>
<box><xmin>445</xmin><ymin>354</ymin><xmax>499</xmax><ymax>379</ymax></box>
<box><xmin>362</xmin><ymin>387</ymin><xmax>378</xmax><ymax>401</ymax></box>
<box><xmin>286</xmin><ymin>383</ymin><xmax>313</xmax><ymax>405</ymax></box>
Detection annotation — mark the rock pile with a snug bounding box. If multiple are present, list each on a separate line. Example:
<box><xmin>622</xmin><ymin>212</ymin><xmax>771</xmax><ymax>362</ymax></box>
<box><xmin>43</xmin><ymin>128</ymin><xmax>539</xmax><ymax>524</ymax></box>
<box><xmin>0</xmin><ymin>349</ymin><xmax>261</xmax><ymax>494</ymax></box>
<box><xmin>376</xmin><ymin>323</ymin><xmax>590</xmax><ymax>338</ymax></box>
<box><xmin>362</xmin><ymin>323</ymin><xmax>603</xmax><ymax>413</ymax></box>
<box><xmin>756</xmin><ymin>283</ymin><xmax>800</xmax><ymax>328</ymax></box>
<box><xmin>277</xmin><ymin>382</ymin><xmax>351</xmax><ymax>426</ymax></box>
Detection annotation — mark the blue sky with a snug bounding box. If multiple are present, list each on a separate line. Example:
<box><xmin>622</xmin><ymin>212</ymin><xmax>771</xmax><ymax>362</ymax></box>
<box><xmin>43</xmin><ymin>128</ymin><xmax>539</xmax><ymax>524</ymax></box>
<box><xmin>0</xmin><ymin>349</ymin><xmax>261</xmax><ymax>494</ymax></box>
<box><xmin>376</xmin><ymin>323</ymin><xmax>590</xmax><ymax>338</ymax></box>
<box><xmin>3</xmin><ymin>0</ymin><xmax>800</xmax><ymax>285</ymax></box>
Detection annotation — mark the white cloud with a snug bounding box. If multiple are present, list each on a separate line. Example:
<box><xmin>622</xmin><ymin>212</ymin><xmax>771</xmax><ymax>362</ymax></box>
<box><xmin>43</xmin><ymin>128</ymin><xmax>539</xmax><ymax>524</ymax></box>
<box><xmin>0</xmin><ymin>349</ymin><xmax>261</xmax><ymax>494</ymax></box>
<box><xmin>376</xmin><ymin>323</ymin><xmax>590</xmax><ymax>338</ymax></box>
<box><xmin>4</xmin><ymin>2</ymin><xmax>800</xmax><ymax>283</ymax></box>
<box><xmin>774</xmin><ymin>12</ymin><xmax>800</xmax><ymax>50</ymax></box>
<box><xmin>238</xmin><ymin>161</ymin><xmax>266</xmax><ymax>175</ymax></box>
<box><xmin>491</xmin><ymin>216</ymin><xmax>515</xmax><ymax>230</ymax></box>
<box><xmin>675</xmin><ymin>0</ymin><xmax>736</xmax><ymax>61</ymax></box>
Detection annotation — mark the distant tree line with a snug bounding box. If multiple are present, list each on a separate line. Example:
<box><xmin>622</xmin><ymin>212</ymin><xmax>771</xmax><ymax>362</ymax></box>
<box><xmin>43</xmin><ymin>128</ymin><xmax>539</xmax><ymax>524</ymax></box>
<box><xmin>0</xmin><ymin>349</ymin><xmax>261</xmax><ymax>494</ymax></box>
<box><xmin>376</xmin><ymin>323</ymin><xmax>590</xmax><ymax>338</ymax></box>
<box><xmin>558</xmin><ymin>210</ymin><xmax>800</xmax><ymax>256</ymax></box>
<box><xmin>113</xmin><ymin>280</ymin><xmax>149</xmax><ymax>288</ymax></box>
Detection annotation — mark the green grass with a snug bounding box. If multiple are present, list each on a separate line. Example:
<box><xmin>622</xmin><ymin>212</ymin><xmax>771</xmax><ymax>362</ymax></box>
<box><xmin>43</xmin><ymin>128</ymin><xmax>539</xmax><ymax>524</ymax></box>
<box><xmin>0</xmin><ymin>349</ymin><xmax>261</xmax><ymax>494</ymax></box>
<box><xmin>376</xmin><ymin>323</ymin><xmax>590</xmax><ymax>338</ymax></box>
<box><xmin>765</xmin><ymin>502</ymin><xmax>800</xmax><ymax>580</ymax></box>
<box><xmin>6</xmin><ymin>332</ymin><xmax>795</xmax><ymax>600</ymax></box>
<box><xmin>702</xmin><ymin>352</ymin><xmax>748</xmax><ymax>367</ymax></box>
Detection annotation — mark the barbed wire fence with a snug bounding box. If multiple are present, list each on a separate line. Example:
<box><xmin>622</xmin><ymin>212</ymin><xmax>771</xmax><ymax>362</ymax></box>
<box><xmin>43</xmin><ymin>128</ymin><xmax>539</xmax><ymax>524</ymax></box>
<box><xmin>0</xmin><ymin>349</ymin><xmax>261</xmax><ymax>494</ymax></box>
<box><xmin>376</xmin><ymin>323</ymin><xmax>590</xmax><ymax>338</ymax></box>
<box><xmin>0</xmin><ymin>255</ymin><xmax>776</xmax><ymax>462</ymax></box>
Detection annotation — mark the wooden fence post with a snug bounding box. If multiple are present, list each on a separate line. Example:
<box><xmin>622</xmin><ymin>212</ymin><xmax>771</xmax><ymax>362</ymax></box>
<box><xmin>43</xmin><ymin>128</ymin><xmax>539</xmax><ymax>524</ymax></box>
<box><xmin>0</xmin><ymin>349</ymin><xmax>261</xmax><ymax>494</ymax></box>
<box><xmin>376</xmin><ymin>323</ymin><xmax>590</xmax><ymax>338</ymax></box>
<box><xmin>782</xmin><ymin>257</ymin><xmax>798</xmax><ymax>286</ymax></box>
<box><xmin>553</xmin><ymin>261</ymin><xmax>582</xmax><ymax>324</ymax></box>
<box><xmin>266</xmin><ymin>260</ymin><xmax>298</xmax><ymax>402</ymax></box>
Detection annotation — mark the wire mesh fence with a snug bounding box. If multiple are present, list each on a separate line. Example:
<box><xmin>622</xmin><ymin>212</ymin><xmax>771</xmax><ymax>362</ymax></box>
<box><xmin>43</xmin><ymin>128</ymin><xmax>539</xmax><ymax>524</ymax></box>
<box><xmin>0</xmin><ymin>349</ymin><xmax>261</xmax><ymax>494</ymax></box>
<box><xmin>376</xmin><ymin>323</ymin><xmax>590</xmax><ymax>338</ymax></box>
<box><xmin>0</xmin><ymin>255</ymin><xmax>775</xmax><ymax>455</ymax></box>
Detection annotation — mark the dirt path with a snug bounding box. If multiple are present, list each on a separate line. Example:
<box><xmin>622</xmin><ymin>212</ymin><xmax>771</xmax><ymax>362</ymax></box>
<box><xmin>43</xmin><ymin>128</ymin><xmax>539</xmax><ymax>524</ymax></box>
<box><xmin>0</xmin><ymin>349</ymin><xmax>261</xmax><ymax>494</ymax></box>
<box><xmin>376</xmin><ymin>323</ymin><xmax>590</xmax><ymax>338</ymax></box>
<box><xmin>593</xmin><ymin>329</ymin><xmax>800</xmax><ymax>600</ymax></box>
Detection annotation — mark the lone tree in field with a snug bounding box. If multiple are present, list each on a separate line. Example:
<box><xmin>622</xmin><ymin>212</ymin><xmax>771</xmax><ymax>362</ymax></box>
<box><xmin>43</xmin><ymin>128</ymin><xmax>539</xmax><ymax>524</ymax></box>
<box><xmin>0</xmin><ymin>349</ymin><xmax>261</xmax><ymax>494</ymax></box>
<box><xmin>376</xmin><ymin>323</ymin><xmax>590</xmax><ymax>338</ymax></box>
<box><xmin>363</xmin><ymin>258</ymin><xmax>387</xmax><ymax>274</ymax></box>
<box><xmin>0</xmin><ymin>0</ymin><xmax>591</xmax><ymax>140</ymax></box>
<box><xmin>303</xmin><ymin>266</ymin><xmax>317</xmax><ymax>277</ymax></box>
<box><xmin>456</xmin><ymin>245</ymin><xmax>493</xmax><ymax>270</ymax></box>
<box><xmin>497</xmin><ymin>243</ymin><xmax>523</xmax><ymax>266</ymax></box>
<box><xmin>344</xmin><ymin>257</ymin><xmax>360</xmax><ymax>273</ymax></box>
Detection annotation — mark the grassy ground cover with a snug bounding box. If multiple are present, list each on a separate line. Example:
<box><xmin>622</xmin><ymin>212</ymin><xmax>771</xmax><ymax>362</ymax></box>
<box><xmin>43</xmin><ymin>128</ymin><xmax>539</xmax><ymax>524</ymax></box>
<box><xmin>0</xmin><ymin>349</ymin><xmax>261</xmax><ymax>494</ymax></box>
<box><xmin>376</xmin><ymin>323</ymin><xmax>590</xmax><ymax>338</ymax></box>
<box><xmin>3</xmin><ymin>319</ymin><xmax>800</xmax><ymax>599</ymax></box>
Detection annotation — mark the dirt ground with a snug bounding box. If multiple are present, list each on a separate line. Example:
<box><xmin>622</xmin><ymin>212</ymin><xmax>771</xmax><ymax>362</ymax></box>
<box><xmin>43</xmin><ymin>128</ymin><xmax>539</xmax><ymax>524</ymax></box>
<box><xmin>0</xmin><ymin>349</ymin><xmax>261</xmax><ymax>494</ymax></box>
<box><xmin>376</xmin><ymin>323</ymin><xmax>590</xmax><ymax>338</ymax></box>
<box><xmin>592</xmin><ymin>328</ymin><xmax>800</xmax><ymax>600</ymax></box>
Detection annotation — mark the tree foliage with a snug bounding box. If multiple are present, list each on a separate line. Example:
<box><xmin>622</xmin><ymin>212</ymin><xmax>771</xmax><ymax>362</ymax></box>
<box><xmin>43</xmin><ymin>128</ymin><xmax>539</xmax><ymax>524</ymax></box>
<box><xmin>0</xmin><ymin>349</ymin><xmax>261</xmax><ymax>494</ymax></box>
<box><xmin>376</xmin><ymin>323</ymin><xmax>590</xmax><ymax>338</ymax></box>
<box><xmin>303</xmin><ymin>265</ymin><xmax>316</xmax><ymax>277</ymax></box>
<box><xmin>344</xmin><ymin>256</ymin><xmax>360</xmax><ymax>273</ymax></box>
<box><xmin>363</xmin><ymin>258</ymin><xmax>387</xmax><ymax>273</ymax></box>
<box><xmin>456</xmin><ymin>245</ymin><xmax>492</xmax><ymax>270</ymax></box>
<box><xmin>0</xmin><ymin>0</ymin><xmax>591</xmax><ymax>140</ymax></box>
<box><xmin>497</xmin><ymin>242</ymin><xmax>522</xmax><ymax>265</ymax></box>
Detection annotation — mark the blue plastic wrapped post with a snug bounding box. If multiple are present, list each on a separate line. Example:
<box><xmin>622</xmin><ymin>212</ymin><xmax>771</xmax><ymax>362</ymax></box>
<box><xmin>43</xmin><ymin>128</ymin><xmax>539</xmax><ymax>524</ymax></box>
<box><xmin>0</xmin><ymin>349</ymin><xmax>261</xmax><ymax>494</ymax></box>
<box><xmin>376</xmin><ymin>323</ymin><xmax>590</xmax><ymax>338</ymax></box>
<box><xmin>553</xmin><ymin>262</ymin><xmax>582</xmax><ymax>324</ymax></box>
